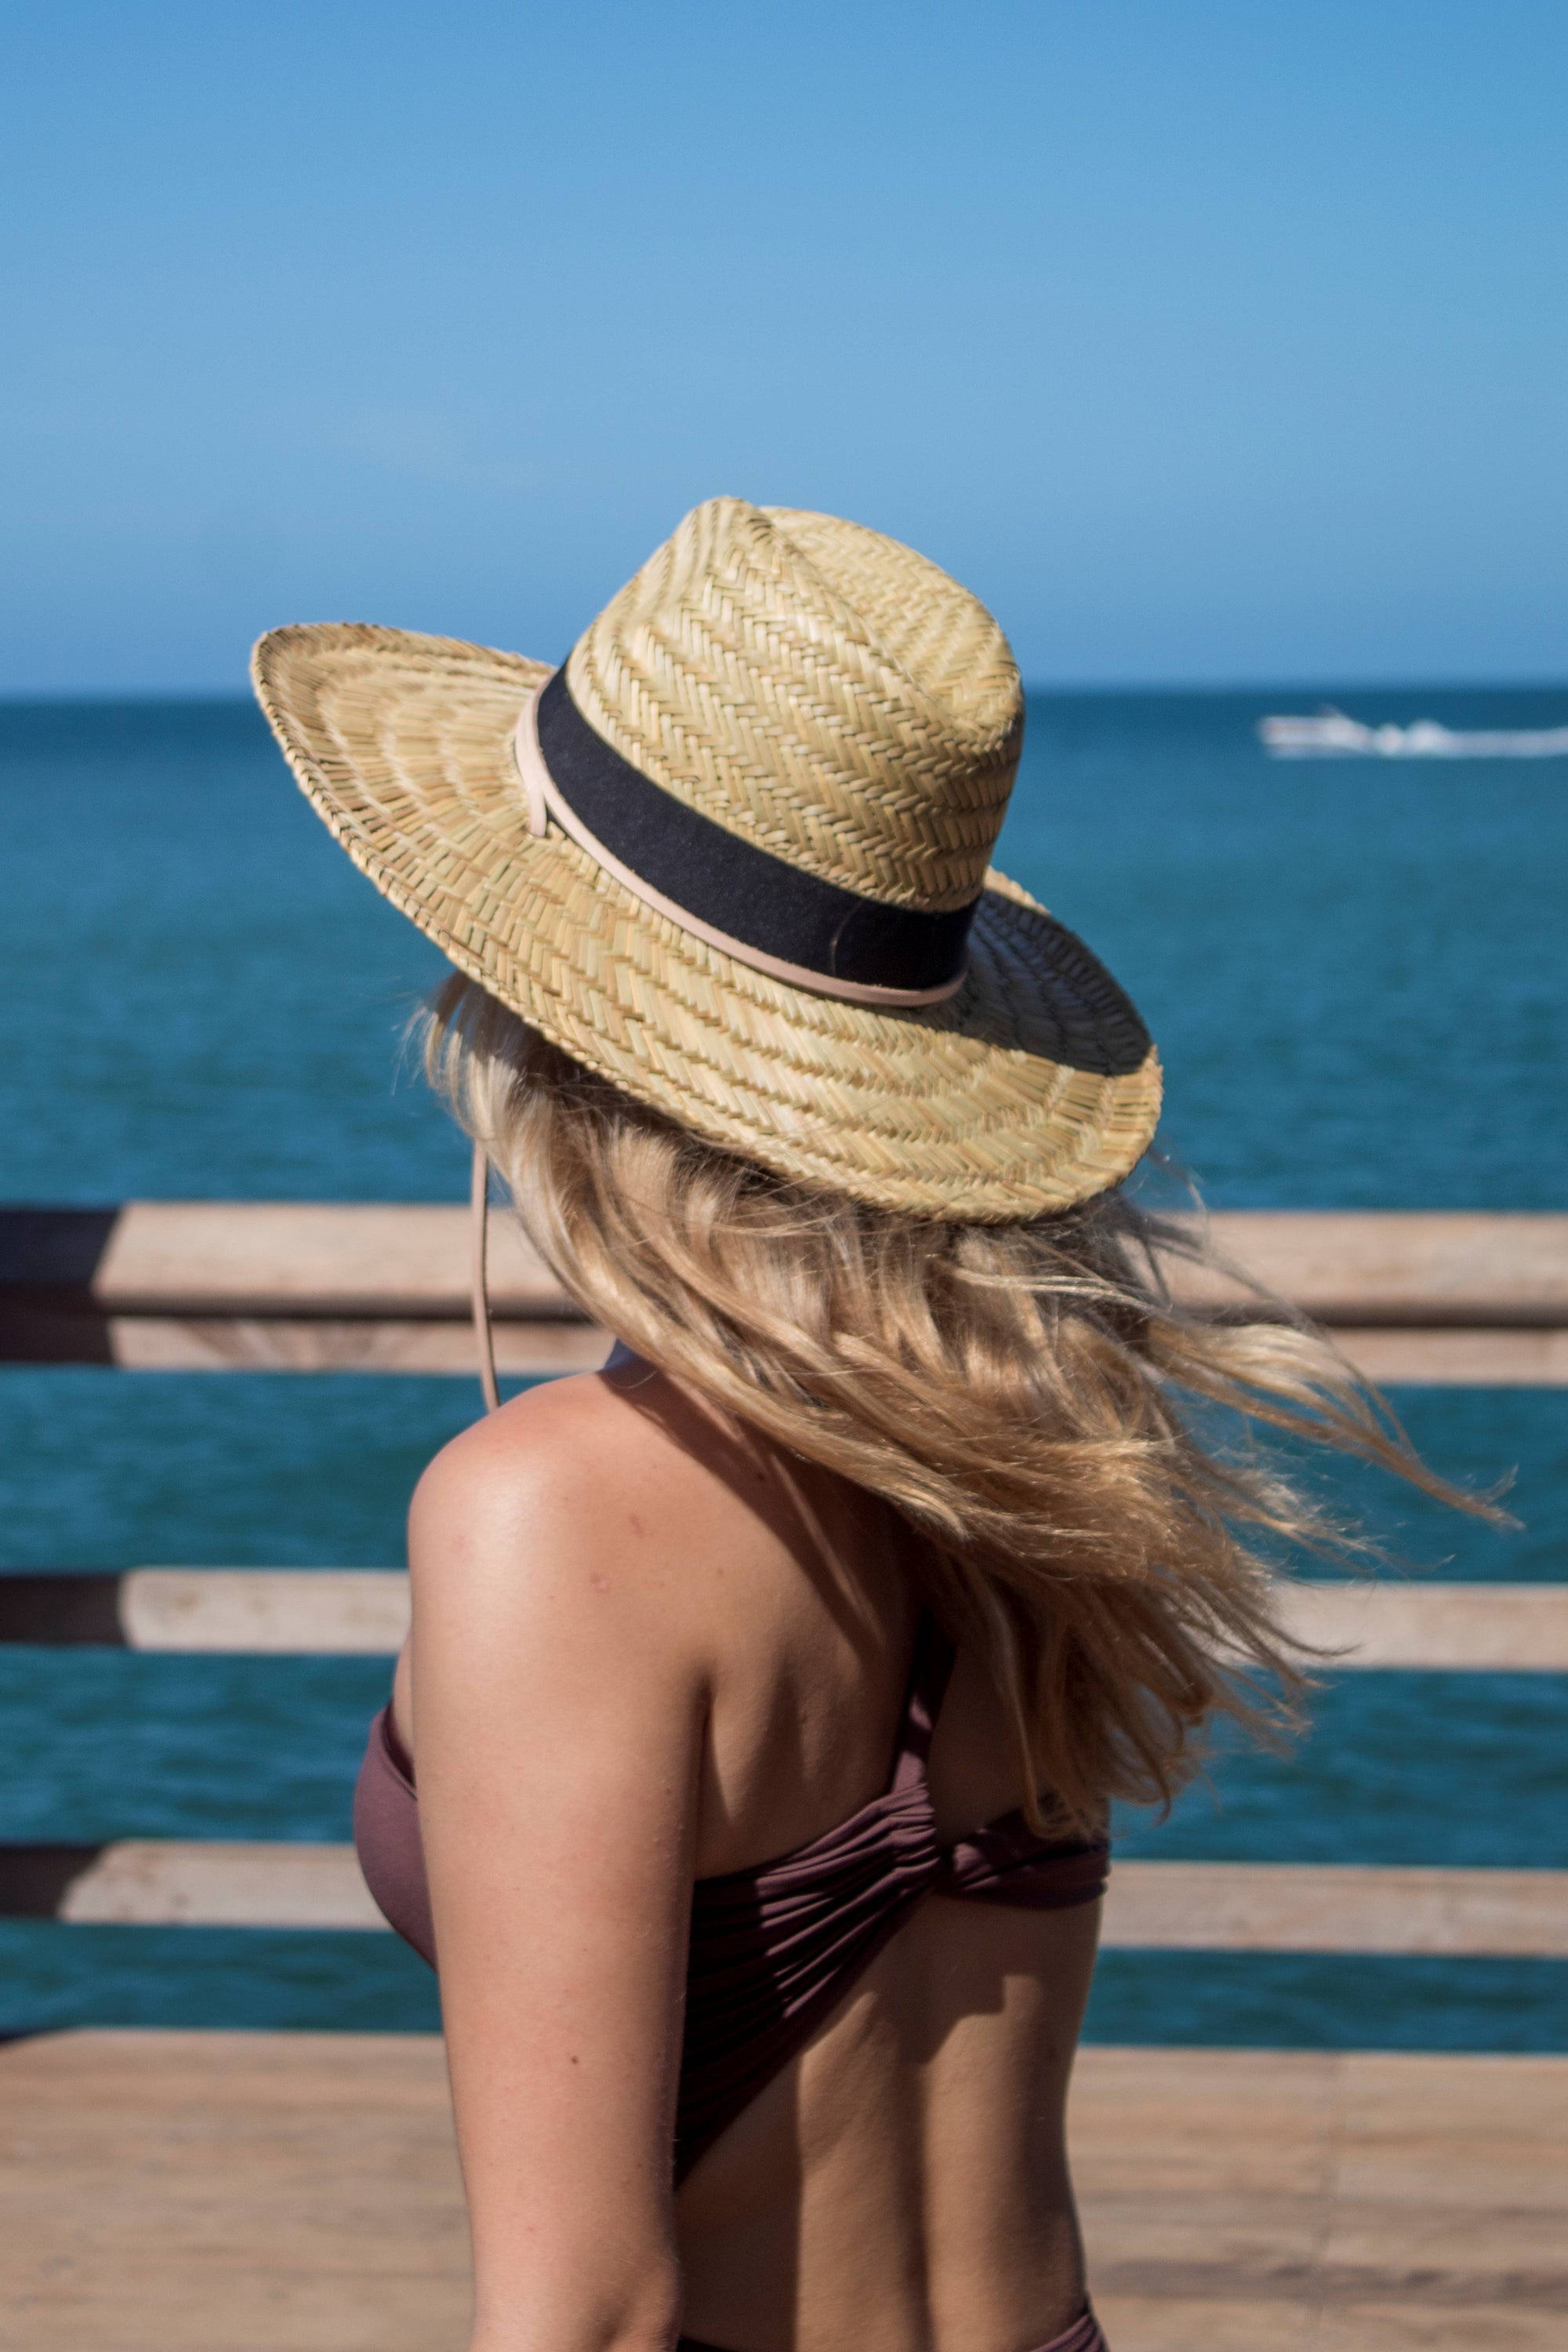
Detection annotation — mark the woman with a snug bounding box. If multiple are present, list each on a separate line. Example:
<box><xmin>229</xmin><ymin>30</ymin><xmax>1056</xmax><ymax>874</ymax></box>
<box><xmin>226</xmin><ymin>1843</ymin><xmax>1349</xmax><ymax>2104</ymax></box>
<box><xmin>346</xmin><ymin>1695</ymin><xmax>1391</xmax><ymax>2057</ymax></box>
<box><xmin>255</xmin><ymin>499</ymin><xmax>1465</xmax><ymax>2352</ymax></box>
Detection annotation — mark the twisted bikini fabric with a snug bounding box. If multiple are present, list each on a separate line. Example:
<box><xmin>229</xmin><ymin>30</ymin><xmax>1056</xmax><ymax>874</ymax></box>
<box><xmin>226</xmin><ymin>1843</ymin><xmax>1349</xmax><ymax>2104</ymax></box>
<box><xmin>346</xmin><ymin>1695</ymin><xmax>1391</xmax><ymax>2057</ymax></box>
<box><xmin>355</xmin><ymin>1613</ymin><xmax>1107</xmax><ymax>2179</ymax></box>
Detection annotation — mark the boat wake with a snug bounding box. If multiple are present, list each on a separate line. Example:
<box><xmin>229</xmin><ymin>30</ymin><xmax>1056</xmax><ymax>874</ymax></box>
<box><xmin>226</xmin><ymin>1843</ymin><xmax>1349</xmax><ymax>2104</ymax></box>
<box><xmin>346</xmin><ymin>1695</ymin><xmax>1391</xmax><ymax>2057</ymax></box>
<box><xmin>1259</xmin><ymin>708</ymin><xmax>1568</xmax><ymax>759</ymax></box>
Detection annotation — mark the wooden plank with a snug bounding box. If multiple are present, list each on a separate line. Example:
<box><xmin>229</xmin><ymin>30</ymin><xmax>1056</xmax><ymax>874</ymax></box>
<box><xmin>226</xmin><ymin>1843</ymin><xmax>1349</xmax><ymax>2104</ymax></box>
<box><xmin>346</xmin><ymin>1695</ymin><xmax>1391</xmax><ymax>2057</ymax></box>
<box><xmin>2</xmin><ymin>2032</ymin><xmax>1564</xmax><ymax>2349</ymax></box>
<box><xmin>0</xmin><ymin>2030</ymin><xmax>471</xmax><ymax>2351</ymax></box>
<box><xmin>5</xmin><ymin>1207</ymin><xmax>1568</xmax><ymax>1383</ymax></box>
<box><xmin>118</xmin><ymin>1570</ymin><xmax>412</xmax><ymax>1653</ymax></box>
<box><xmin>4</xmin><ymin>1571</ymin><xmax>1564</xmax><ymax>1665</ymax></box>
<box><xmin>0</xmin><ymin>1570</ymin><xmax>413</xmax><ymax>1650</ymax></box>
<box><xmin>5</xmin><ymin>1846</ymin><xmax>1566</xmax><ymax>1953</ymax></box>
<box><xmin>78</xmin><ymin>1204</ymin><xmax>1568</xmax><ymax>1324</ymax></box>
<box><xmin>1332</xmin><ymin>1326</ymin><xmax>1568</xmax><ymax>1385</ymax></box>
<box><xmin>1196</xmin><ymin>1210</ymin><xmax>1568</xmax><ymax>1327</ymax></box>
<box><xmin>5</xmin><ymin>1207</ymin><xmax>1568</xmax><ymax>1360</ymax></box>
<box><xmin>1276</xmin><ymin>1581</ymin><xmax>1568</xmax><ymax>1671</ymax></box>
<box><xmin>1102</xmin><ymin>1863</ymin><xmax>1568</xmax><ymax>1958</ymax></box>
<box><xmin>9</xmin><ymin>1313</ymin><xmax>1557</xmax><ymax>1380</ymax></box>
<box><xmin>103</xmin><ymin>1315</ymin><xmax>608</xmax><ymax>1374</ymax></box>
<box><xmin>1073</xmin><ymin>2046</ymin><xmax>1568</xmax><ymax>2350</ymax></box>
<box><xmin>0</xmin><ymin>1201</ymin><xmax>593</xmax><ymax>1367</ymax></box>
<box><xmin>53</xmin><ymin>1843</ymin><xmax>385</xmax><ymax>1930</ymax></box>
<box><xmin>5</xmin><ymin>1202</ymin><xmax>575</xmax><ymax>1318</ymax></box>
<box><xmin>0</xmin><ymin>1569</ymin><xmax>412</xmax><ymax>1653</ymax></box>
<box><xmin>78</xmin><ymin>1318</ymin><xmax>1568</xmax><ymax>1381</ymax></box>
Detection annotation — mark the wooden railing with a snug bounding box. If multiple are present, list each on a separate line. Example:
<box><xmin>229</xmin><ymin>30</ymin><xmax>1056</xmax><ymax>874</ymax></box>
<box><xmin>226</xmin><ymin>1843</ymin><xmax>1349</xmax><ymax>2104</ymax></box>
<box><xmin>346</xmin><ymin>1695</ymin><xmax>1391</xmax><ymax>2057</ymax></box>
<box><xmin>3</xmin><ymin>1204</ymin><xmax>1563</xmax><ymax>1962</ymax></box>
<box><xmin>3</xmin><ymin>1204</ymin><xmax>1567</xmax><ymax>1380</ymax></box>
<box><xmin>2</xmin><ymin>1566</ymin><xmax>1563</xmax><ymax>1666</ymax></box>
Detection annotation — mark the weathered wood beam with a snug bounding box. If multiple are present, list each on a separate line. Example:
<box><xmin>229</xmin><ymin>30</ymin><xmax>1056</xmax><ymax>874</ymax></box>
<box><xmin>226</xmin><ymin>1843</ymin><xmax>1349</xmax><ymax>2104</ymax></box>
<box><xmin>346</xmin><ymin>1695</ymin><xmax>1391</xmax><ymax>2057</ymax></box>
<box><xmin>3</xmin><ymin>1207</ymin><xmax>1566</xmax><ymax>1377</ymax></box>
<box><xmin>1185</xmin><ymin>1210</ymin><xmax>1568</xmax><ymax>1326</ymax></box>
<box><xmin>3</xmin><ymin>1843</ymin><xmax>1563</xmax><ymax>1954</ymax></box>
<box><xmin>0</xmin><ymin>1202</ymin><xmax>596</xmax><ymax>1368</ymax></box>
<box><xmin>1102</xmin><ymin>1863</ymin><xmax>1568</xmax><ymax>1957</ymax></box>
<box><xmin>1325</xmin><ymin>1327</ymin><xmax>1568</xmax><ymax>1385</ymax></box>
<box><xmin>1278</xmin><ymin>1579</ymin><xmax>1568</xmax><ymax>1669</ymax></box>
<box><xmin>0</xmin><ymin>1202</ymin><xmax>572</xmax><ymax>1319</ymax></box>
<box><xmin>9</xmin><ymin>1316</ymin><xmax>1561</xmax><ymax>1381</ymax></box>
<box><xmin>2</xmin><ymin>1572</ymin><xmax>1563</xmax><ymax>1667</ymax></box>
<box><xmin>0</xmin><ymin>1570</ymin><xmax>413</xmax><ymax>1652</ymax></box>
<box><xmin>14</xmin><ymin>1842</ymin><xmax>387</xmax><ymax>1932</ymax></box>
<box><xmin>97</xmin><ymin>1316</ymin><xmax>607</xmax><ymax>1374</ymax></box>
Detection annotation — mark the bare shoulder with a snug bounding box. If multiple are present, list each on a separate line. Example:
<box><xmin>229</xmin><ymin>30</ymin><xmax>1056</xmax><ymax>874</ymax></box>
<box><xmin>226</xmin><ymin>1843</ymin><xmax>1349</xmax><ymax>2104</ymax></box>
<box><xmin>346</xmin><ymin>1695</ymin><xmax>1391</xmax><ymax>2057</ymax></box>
<box><xmin>406</xmin><ymin>1357</ymin><xmax>766</xmax><ymax>1668</ymax></box>
<box><xmin>405</xmin><ymin>1352</ymin><xmax>919</xmax><ymax>1884</ymax></box>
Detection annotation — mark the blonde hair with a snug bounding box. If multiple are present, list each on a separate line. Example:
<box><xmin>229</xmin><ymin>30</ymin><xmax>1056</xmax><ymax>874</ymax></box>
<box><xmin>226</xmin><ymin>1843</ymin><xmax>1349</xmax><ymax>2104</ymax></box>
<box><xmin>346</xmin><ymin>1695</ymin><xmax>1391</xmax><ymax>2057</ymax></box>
<box><xmin>426</xmin><ymin>975</ymin><xmax>1491</xmax><ymax>1833</ymax></box>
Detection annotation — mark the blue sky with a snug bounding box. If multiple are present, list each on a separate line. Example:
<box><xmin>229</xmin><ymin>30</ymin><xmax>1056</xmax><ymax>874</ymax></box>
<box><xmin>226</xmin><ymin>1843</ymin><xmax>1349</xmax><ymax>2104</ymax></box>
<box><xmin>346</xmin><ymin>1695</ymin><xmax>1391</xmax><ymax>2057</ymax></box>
<box><xmin>3</xmin><ymin>2</ymin><xmax>1564</xmax><ymax>691</ymax></box>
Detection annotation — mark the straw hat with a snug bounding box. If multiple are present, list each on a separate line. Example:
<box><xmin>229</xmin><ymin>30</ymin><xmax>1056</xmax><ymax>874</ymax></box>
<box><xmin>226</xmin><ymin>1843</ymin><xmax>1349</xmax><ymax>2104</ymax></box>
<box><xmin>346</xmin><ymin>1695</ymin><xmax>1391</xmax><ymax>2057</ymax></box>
<box><xmin>252</xmin><ymin>497</ymin><xmax>1160</xmax><ymax>1221</ymax></box>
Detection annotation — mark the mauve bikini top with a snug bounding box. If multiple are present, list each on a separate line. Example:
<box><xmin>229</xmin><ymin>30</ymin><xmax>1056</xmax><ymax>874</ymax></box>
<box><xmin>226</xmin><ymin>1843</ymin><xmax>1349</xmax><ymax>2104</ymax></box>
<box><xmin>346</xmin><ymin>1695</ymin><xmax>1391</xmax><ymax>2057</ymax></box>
<box><xmin>354</xmin><ymin>1608</ymin><xmax>1109</xmax><ymax>2182</ymax></box>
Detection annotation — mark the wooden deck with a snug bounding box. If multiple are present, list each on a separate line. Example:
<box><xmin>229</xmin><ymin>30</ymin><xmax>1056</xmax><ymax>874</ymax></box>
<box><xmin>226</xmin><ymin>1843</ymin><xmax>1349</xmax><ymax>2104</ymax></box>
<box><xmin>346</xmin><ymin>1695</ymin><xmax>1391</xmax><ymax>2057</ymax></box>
<box><xmin>1</xmin><ymin>2032</ymin><xmax>1563</xmax><ymax>2349</ymax></box>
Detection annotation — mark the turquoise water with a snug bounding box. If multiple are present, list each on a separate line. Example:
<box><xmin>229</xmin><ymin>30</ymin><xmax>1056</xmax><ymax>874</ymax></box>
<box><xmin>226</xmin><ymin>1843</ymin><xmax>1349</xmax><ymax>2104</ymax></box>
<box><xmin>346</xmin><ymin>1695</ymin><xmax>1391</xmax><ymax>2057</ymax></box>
<box><xmin>5</xmin><ymin>687</ymin><xmax>1567</xmax><ymax>1205</ymax></box>
<box><xmin>2</xmin><ymin>687</ymin><xmax>1565</xmax><ymax>2047</ymax></box>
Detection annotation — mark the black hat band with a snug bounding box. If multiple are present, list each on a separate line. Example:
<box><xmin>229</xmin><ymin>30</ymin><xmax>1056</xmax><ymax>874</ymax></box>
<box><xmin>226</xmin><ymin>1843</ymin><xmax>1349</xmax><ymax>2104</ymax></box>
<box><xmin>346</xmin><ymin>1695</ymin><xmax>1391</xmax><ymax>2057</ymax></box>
<box><xmin>513</xmin><ymin>667</ymin><xmax>976</xmax><ymax>1006</ymax></box>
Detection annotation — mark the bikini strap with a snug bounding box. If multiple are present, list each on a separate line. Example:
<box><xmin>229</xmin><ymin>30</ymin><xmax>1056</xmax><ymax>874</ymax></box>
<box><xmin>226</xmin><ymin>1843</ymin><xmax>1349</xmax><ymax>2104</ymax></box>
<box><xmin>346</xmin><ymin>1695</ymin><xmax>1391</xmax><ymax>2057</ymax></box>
<box><xmin>890</xmin><ymin>1612</ymin><xmax>957</xmax><ymax>1792</ymax></box>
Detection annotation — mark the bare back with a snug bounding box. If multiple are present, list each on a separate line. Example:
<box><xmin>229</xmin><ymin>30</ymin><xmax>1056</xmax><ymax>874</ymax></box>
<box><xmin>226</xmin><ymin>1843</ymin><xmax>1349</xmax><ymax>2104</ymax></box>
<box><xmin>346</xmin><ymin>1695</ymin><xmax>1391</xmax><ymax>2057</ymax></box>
<box><xmin>397</xmin><ymin>1353</ymin><xmax>1099</xmax><ymax>2352</ymax></box>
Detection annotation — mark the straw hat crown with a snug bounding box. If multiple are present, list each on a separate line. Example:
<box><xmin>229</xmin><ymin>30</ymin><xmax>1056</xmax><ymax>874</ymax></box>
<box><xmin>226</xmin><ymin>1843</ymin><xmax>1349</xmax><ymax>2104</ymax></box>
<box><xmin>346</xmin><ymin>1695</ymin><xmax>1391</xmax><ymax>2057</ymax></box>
<box><xmin>252</xmin><ymin>496</ymin><xmax>1161</xmax><ymax>1221</ymax></box>
<box><xmin>566</xmin><ymin>498</ymin><xmax>1023</xmax><ymax>913</ymax></box>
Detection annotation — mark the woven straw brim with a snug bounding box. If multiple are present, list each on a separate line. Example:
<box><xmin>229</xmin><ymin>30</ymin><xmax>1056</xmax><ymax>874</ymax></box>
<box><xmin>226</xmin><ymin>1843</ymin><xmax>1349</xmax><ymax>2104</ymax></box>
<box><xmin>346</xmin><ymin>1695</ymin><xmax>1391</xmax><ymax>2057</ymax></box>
<box><xmin>252</xmin><ymin>623</ymin><xmax>1161</xmax><ymax>1222</ymax></box>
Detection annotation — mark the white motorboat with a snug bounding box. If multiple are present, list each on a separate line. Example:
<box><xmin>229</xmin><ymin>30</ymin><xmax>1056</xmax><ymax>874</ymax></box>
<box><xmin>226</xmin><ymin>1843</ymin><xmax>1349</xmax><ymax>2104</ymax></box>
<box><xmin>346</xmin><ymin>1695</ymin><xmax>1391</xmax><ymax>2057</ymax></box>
<box><xmin>1258</xmin><ymin>706</ymin><xmax>1568</xmax><ymax>759</ymax></box>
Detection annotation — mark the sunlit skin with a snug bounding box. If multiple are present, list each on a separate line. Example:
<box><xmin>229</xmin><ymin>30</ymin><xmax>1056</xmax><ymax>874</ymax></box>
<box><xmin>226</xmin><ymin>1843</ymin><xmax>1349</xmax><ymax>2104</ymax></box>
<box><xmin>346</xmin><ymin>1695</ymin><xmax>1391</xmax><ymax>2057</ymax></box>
<box><xmin>394</xmin><ymin>1351</ymin><xmax>1100</xmax><ymax>2352</ymax></box>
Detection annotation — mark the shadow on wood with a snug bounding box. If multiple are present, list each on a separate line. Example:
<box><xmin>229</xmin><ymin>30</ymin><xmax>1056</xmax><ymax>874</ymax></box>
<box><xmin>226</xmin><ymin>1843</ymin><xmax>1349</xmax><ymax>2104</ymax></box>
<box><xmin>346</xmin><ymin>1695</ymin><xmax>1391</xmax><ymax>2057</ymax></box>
<box><xmin>2</xmin><ymin>2032</ymin><xmax>1564</xmax><ymax>2350</ymax></box>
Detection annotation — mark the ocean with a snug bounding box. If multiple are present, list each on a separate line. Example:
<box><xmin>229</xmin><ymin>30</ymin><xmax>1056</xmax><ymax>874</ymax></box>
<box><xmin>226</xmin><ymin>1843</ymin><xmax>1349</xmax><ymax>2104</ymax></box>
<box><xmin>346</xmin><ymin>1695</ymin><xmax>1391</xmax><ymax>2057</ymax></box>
<box><xmin>2</xmin><ymin>685</ymin><xmax>1565</xmax><ymax>2049</ymax></box>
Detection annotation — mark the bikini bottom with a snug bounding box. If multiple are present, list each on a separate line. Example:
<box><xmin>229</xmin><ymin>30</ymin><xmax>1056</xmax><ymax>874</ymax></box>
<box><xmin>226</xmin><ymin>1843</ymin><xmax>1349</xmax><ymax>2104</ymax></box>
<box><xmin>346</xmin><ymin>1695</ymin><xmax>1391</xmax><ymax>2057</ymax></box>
<box><xmin>681</xmin><ymin>2310</ymin><xmax>1108</xmax><ymax>2352</ymax></box>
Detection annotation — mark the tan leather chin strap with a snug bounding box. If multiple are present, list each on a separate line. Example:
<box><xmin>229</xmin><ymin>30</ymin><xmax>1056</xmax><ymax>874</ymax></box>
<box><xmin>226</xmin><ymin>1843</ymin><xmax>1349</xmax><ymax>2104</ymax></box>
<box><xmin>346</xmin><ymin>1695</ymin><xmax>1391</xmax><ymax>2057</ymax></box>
<box><xmin>470</xmin><ymin>1138</ymin><xmax>501</xmax><ymax>1415</ymax></box>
